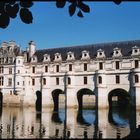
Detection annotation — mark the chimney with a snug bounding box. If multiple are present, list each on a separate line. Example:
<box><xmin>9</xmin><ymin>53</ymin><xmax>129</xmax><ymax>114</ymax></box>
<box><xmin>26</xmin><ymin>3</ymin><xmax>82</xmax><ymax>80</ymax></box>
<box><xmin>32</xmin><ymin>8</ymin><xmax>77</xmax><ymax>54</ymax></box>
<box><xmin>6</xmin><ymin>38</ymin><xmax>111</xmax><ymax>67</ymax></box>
<box><xmin>2</xmin><ymin>42</ymin><xmax>7</xmax><ymax>50</ymax></box>
<box><xmin>28</xmin><ymin>41</ymin><xmax>36</xmax><ymax>59</ymax></box>
<box><xmin>9</xmin><ymin>40</ymin><xmax>15</xmax><ymax>49</ymax></box>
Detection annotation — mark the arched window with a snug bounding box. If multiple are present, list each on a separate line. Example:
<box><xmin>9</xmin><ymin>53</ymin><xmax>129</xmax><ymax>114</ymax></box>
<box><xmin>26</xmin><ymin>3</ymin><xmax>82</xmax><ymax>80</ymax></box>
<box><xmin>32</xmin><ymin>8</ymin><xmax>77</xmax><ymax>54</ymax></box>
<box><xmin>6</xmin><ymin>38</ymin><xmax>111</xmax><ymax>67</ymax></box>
<box><xmin>135</xmin><ymin>75</ymin><xmax>139</xmax><ymax>83</ymax></box>
<box><xmin>68</xmin><ymin>77</ymin><xmax>71</xmax><ymax>85</ymax></box>
<box><xmin>98</xmin><ymin>76</ymin><xmax>102</xmax><ymax>84</ymax></box>
<box><xmin>43</xmin><ymin>78</ymin><xmax>46</xmax><ymax>85</ymax></box>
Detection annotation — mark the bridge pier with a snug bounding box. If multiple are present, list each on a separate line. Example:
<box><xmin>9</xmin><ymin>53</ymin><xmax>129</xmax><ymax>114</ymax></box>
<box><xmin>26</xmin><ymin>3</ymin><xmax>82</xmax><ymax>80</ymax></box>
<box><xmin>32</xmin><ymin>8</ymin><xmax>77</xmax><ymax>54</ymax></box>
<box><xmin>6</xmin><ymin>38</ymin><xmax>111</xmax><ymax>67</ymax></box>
<box><xmin>97</xmin><ymin>87</ymin><xmax>109</xmax><ymax>109</ymax></box>
<box><xmin>67</xmin><ymin>88</ymin><xmax>78</xmax><ymax>108</ymax></box>
<box><xmin>42</xmin><ymin>89</ymin><xmax>54</xmax><ymax>108</ymax></box>
<box><xmin>135</xmin><ymin>87</ymin><xmax>140</xmax><ymax>109</ymax></box>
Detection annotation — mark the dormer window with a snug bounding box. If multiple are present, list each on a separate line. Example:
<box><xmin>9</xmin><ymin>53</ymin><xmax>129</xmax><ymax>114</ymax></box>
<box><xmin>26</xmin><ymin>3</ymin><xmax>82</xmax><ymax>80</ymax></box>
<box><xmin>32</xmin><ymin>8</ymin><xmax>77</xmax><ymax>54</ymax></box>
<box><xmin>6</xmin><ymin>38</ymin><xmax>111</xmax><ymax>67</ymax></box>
<box><xmin>54</xmin><ymin>53</ymin><xmax>62</xmax><ymax>62</ymax></box>
<box><xmin>66</xmin><ymin>51</ymin><xmax>75</xmax><ymax>61</ymax></box>
<box><xmin>131</xmin><ymin>46</ymin><xmax>140</xmax><ymax>56</ymax></box>
<box><xmin>43</xmin><ymin>54</ymin><xmax>50</xmax><ymax>62</ymax></box>
<box><xmin>81</xmin><ymin>50</ymin><xmax>90</xmax><ymax>60</ymax></box>
<box><xmin>97</xmin><ymin>49</ymin><xmax>105</xmax><ymax>58</ymax></box>
<box><xmin>31</xmin><ymin>55</ymin><xmax>37</xmax><ymax>62</ymax></box>
<box><xmin>113</xmin><ymin>47</ymin><xmax>122</xmax><ymax>58</ymax></box>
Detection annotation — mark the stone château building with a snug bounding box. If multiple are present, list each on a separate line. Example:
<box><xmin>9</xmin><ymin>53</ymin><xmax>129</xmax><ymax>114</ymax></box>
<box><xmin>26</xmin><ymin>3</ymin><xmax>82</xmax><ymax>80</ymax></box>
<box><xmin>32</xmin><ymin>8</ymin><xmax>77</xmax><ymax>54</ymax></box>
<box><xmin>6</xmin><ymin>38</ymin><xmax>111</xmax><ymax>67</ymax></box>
<box><xmin>0</xmin><ymin>40</ymin><xmax>140</xmax><ymax>109</ymax></box>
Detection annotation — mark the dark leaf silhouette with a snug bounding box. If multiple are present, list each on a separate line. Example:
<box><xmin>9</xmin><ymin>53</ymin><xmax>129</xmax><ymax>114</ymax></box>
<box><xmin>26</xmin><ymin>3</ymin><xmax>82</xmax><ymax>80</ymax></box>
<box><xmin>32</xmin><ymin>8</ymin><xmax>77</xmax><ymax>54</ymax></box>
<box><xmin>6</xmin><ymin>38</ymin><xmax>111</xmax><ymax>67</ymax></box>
<box><xmin>5</xmin><ymin>4</ymin><xmax>19</xmax><ymax>18</ymax></box>
<box><xmin>56</xmin><ymin>1</ymin><xmax>66</xmax><ymax>8</ymax></box>
<box><xmin>20</xmin><ymin>8</ymin><xmax>33</xmax><ymax>24</ymax></box>
<box><xmin>7</xmin><ymin>1</ymin><xmax>16</xmax><ymax>5</ymax></box>
<box><xmin>0</xmin><ymin>1</ymin><xmax>122</xmax><ymax>29</ymax></box>
<box><xmin>77</xmin><ymin>10</ymin><xmax>84</xmax><ymax>18</ymax></box>
<box><xmin>0</xmin><ymin>3</ymin><xmax>5</xmax><ymax>13</ymax></box>
<box><xmin>77</xmin><ymin>1</ymin><xmax>90</xmax><ymax>13</ymax></box>
<box><xmin>69</xmin><ymin>2</ymin><xmax>76</xmax><ymax>16</ymax></box>
<box><xmin>0</xmin><ymin>12</ymin><xmax>10</xmax><ymax>28</ymax></box>
<box><xmin>113</xmin><ymin>1</ymin><xmax>122</xmax><ymax>5</ymax></box>
<box><xmin>20</xmin><ymin>2</ymin><xmax>33</xmax><ymax>8</ymax></box>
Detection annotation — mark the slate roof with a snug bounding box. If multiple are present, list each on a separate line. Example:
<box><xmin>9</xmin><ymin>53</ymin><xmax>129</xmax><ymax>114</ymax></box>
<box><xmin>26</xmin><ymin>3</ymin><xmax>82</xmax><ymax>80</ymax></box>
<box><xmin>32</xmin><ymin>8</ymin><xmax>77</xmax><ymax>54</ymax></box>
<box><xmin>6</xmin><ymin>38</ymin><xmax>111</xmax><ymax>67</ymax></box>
<box><xmin>34</xmin><ymin>40</ymin><xmax>140</xmax><ymax>62</ymax></box>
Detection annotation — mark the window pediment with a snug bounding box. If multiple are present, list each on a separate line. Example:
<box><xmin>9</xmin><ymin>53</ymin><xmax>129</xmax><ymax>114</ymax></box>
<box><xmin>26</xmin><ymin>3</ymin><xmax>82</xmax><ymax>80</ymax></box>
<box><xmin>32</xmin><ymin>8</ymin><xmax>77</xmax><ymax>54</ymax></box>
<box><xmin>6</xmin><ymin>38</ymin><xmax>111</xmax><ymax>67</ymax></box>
<box><xmin>96</xmin><ymin>49</ymin><xmax>106</xmax><ymax>58</ymax></box>
<box><xmin>31</xmin><ymin>55</ymin><xmax>37</xmax><ymax>63</ymax></box>
<box><xmin>113</xmin><ymin>47</ymin><xmax>122</xmax><ymax>58</ymax></box>
<box><xmin>43</xmin><ymin>54</ymin><xmax>50</xmax><ymax>62</ymax></box>
<box><xmin>81</xmin><ymin>50</ymin><xmax>90</xmax><ymax>60</ymax></box>
<box><xmin>54</xmin><ymin>53</ymin><xmax>62</xmax><ymax>62</ymax></box>
<box><xmin>66</xmin><ymin>51</ymin><xmax>75</xmax><ymax>61</ymax></box>
<box><xmin>131</xmin><ymin>46</ymin><xmax>140</xmax><ymax>56</ymax></box>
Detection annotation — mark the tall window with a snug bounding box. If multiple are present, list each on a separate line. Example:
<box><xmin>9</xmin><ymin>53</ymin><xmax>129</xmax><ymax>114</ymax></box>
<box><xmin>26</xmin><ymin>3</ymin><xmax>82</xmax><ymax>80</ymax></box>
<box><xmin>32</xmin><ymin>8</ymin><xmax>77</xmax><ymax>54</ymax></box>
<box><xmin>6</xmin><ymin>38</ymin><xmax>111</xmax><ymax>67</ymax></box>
<box><xmin>8</xmin><ymin>78</ymin><xmax>12</xmax><ymax>86</ymax></box>
<box><xmin>69</xmin><ymin>64</ymin><xmax>72</xmax><ymax>71</ymax></box>
<box><xmin>98</xmin><ymin>76</ymin><xmax>102</xmax><ymax>84</ymax></box>
<box><xmin>99</xmin><ymin>62</ymin><xmax>103</xmax><ymax>70</ymax></box>
<box><xmin>68</xmin><ymin>77</ymin><xmax>71</xmax><ymax>85</ymax></box>
<box><xmin>0</xmin><ymin>58</ymin><xmax>2</xmax><ymax>64</ymax></box>
<box><xmin>84</xmin><ymin>63</ymin><xmax>87</xmax><ymax>71</ymax></box>
<box><xmin>9</xmin><ymin>68</ymin><xmax>12</xmax><ymax>74</ymax></box>
<box><xmin>56</xmin><ymin>65</ymin><xmax>59</xmax><ymax>72</ymax></box>
<box><xmin>0</xmin><ymin>67</ymin><xmax>3</xmax><ymax>74</ymax></box>
<box><xmin>116</xmin><ymin>75</ymin><xmax>120</xmax><ymax>84</ymax></box>
<box><xmin>45</xmin><ymin>66</ymin><xmax>48</xmax><ymax>72</ymax></box>
<box><xmin>32</xmin><ymin>66</ymin><xmax>35</xmax><ymax>73</ymax></box>
<box><xmin>43</xmin><ymin>78</ymin><xmax>46</xmax><ymax>85</ymax></box>
<box><xmin>56</xmin><ymin>77</ymin><xmax>59</xmax><ymax>85</ymax></box>
<box><xmin>84</xmin><ymin>76</ymin><xmax>87</xmax><ymax>84</ymax></box>
<box><xmin>116</xmin><ymin>61</ymin><xmax>120</xmax><ymax>69</ymax></box>
<box><xmin>0</xmin><ymin>77</ymin><xmax>3</xmax><ymax>86</ymax></box>
<box><xmin>135</xmin><ymin>60</ymin><xmax>139</xmax><ymax>68</ymax></box>
<box><xmin>135</xmin><ymin>75</ymin><xmax>139</xmax><ymax>83</ymax></box>
<box><xmin>18</xmin><ymin>70</ymin><xmax>20</xmax><ymax>73</ymax></box>
<box><xmin>32</xmin><ymin>79</ymin><xmax>35</xmax><ymax>86</ymax></box>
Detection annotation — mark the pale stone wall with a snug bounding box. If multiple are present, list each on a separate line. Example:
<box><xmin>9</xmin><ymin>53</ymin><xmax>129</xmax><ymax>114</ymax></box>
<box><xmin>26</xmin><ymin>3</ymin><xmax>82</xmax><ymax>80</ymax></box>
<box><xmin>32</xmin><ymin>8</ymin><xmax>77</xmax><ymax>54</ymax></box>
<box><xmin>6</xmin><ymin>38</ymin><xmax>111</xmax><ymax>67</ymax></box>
<box><xmin>1</xmin><ymin>41</ymin><xmax>140</xmax><ymax>109</ymax></box>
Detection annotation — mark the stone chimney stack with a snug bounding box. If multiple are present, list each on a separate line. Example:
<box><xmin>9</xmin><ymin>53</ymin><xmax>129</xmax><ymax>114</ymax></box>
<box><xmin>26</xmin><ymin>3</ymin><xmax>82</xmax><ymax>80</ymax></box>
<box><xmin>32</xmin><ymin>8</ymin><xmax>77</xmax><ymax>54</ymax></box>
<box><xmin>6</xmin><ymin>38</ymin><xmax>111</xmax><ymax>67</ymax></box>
<box><xmin>2</xmin><ymin>42</ymin><xmax>8</xmax><ymax>50</ymax></box>
<box><xmin>9</xmin><ymin>40</ymin><xmax>15</xmax><ymax>49</ymax></box>
<box><xmin>28</xmin><ymin>41</ymin><xmax>36</xmax><ymax>59</ymax></box>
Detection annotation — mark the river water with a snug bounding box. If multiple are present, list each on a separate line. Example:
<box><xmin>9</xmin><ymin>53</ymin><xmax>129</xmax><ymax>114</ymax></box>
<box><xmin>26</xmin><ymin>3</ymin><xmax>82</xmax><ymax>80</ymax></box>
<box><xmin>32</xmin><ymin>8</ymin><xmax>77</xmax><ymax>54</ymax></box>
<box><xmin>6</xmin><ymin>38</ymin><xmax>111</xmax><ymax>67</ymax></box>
<box><xmin>0</xmin><ymin>105</ymin><xmax>139</xmax><ymax>139</ymax></box>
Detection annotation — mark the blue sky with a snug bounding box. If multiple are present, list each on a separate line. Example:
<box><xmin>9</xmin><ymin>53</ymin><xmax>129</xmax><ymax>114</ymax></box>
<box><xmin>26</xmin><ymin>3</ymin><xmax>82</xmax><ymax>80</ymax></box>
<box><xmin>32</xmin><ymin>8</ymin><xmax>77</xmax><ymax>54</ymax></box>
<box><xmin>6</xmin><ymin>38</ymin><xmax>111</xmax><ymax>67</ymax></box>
<box><xmin>0</xmin><ymin>2</ymin><xmax>140</xmax><ymax>50</ymax></box>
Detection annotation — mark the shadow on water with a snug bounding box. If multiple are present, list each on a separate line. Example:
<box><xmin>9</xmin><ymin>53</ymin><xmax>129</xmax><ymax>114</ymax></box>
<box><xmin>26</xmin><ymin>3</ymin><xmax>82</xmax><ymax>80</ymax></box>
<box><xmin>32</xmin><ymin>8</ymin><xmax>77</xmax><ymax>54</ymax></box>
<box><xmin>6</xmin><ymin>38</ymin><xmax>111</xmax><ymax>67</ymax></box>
<box><xmin>51</xmin><ymin>111</ymin><xmax>63</xmax><ymax>124</ymax></box>
<box><xmin>108</xmin><ymin>104</ymin><xmax>131</xmax><ymax>127</ymax></box>
<box><xmin>77</xmin><ymin>109</ymin><xmax>91</xmax><ymax>126</ymax></box>
<box><xmin>36</xmin><ymin>91</ymin><xmax>42</xmax><ymax>113</ymax></box>
<box><xmin>77</xmin><ymin>108</ymin><xmax>96</xmax><ymax>126</ymax></box>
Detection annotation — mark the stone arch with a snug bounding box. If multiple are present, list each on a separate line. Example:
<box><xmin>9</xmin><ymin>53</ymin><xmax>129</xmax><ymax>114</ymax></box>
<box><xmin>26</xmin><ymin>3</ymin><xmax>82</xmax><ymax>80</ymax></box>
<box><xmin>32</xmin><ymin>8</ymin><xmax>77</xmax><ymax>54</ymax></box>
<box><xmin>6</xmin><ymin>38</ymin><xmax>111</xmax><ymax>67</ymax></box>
<box><xmin>52</xmin><ymin>89</ymin><xmax>64</xmax><ymax>111</ymax></box>
<box><xmin>108</xmin><ymin>88</ymin><xmax>131</xmax><ymax>127</ymax></box>
<box><xmin>77</xmin><ymin>88</ymin><xmax>97</xmax><ymax>125</ymax></box>
<box><xmin>108</xmin><ymin>88</ymin><xmax>131</xmax><ymax>108</ymax></box>
<box><xmin>35</xmin><ymin>90</ymin><xmax>42</xmax><ymax>112</ymax></box>
<box><xmin>77</xmin><ymin>88</ymin><xmax>95</xmax><ymax>110</ymax></box>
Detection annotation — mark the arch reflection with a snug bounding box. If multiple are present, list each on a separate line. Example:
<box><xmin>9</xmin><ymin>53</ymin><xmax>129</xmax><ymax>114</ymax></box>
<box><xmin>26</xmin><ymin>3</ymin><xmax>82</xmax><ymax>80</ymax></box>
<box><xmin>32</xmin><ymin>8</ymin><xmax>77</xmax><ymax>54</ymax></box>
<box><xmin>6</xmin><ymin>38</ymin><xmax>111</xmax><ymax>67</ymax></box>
<box><xmin>108</xmin><ymin>88</ymin><xmax>132</xmax><ymax>127</ymax></box>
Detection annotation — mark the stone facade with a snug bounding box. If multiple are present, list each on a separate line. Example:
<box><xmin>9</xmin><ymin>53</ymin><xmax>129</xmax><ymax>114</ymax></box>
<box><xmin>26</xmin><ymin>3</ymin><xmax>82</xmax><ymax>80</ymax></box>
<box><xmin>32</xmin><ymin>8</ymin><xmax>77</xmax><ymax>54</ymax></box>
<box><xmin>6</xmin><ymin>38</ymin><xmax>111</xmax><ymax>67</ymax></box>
<box><xmin>0</xmin><ymin>40</ymin><xmax>140</xmax><ymax>108</ymax></box>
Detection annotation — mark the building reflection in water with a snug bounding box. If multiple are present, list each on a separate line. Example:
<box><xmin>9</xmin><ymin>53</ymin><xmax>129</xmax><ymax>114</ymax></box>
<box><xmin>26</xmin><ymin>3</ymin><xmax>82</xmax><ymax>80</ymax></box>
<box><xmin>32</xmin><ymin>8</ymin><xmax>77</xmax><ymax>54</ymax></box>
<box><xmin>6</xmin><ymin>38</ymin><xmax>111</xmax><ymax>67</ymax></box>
<box><xmin>0</xmin><ymin>105</ymin><xmax>138</xmax><ymax>139</ymax></box>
